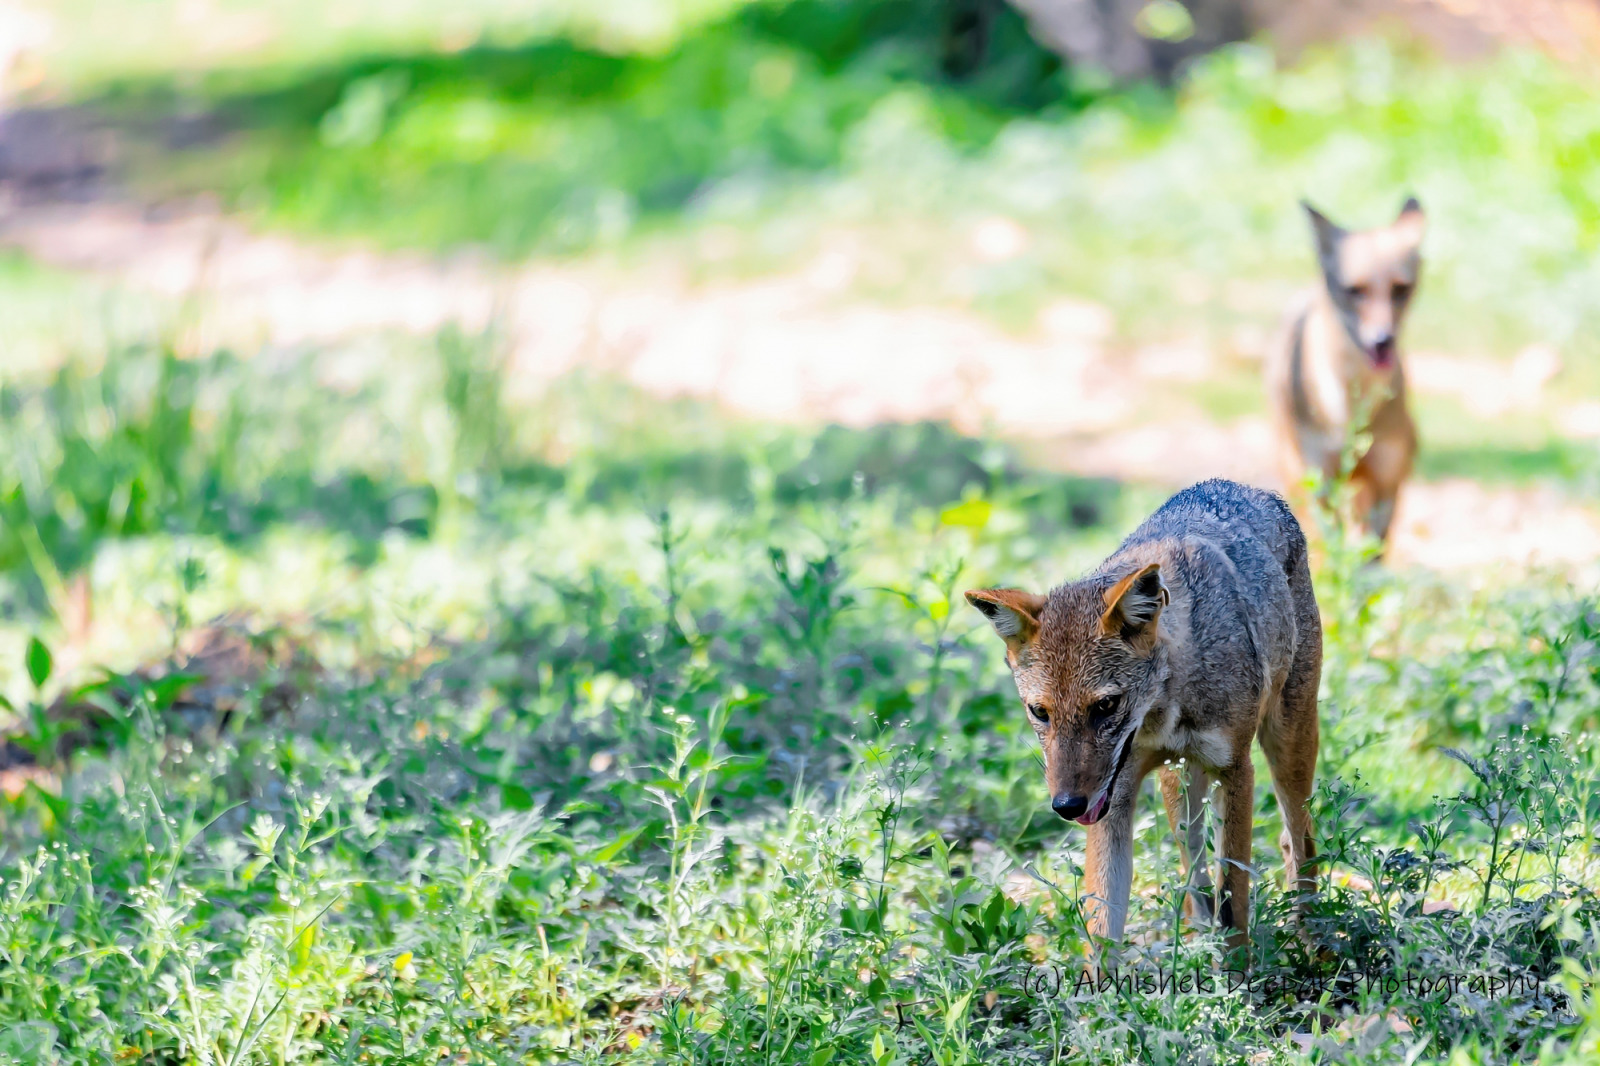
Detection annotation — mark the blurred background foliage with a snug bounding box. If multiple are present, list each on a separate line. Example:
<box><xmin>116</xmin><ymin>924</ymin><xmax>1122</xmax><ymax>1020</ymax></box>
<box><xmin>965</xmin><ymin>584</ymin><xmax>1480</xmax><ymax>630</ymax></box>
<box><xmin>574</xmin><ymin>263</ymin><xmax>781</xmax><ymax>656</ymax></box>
<box><xmin>18</xmin><ymin>0</ymin><xmax>1578</xmax><ymax>372</ymax></box>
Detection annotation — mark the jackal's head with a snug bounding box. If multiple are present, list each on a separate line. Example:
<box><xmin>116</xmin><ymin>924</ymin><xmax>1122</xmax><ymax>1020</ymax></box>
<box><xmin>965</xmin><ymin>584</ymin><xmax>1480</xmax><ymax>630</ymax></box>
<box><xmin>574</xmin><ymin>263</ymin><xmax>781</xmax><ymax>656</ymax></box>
<box><xmin>965</xmin><ymin>564</ymin><xmax>1170</xmax><ymax>826</ymax></box>
<box><xmin>1303</xmin><ymin>197</ymin><xmax>1425</xmax><ymax>372</ymax></box>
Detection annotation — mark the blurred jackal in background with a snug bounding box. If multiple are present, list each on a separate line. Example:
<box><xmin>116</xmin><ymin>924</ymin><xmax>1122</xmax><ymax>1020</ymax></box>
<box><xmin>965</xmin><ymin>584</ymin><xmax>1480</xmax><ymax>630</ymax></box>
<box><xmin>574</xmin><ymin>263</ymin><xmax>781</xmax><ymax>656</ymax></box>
<box><xmin>1267</xmin><ymin>198</ymin><xmax>1425</xmax><ymax>546</ymax></box>
<box><xmin>966</xmin><ymin>479</ymin><xmax>1321</xmax><ymax>946</ymax></box>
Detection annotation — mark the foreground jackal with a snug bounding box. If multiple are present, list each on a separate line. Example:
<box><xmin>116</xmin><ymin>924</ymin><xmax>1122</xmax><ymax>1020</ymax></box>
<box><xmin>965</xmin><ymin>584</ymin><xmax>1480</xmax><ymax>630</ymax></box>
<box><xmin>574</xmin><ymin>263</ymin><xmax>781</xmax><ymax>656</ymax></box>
<box><xmin>966</xmin><ymin>480</ymin><xmax>1321</xmax><ymax>944</ymax></box>
<box><xmin>1267</xmin><ymin>198</ymin><xmax>1425</xmax><ymax>545</ymax></box>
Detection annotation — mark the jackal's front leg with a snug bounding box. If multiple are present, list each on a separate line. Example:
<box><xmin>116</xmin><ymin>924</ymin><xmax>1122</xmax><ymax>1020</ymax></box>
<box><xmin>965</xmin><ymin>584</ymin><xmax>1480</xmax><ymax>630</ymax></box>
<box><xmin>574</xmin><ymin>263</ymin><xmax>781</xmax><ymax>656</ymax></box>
<box><xmin>1081</xmin><ymin>803</ymin><xmax>1135</xmax><ymax>942</ymax></box>
<box><xmin>1217</xmin><ymin>760</ymin><xmax>1255</xmax><ymax>950</ymax></box>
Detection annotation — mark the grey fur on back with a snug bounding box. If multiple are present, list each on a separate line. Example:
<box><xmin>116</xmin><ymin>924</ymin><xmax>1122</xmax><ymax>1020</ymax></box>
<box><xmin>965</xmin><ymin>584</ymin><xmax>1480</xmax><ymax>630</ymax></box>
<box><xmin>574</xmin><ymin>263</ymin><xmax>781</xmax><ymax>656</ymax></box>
<box><xmin>1118</xmin><ymin>478</ymin><xmax>1308</xmax><ymax>581</ymax></box>
<box><xmin>1100</xmin><ymin>479</ymin><xmax>1315</xmax><ymax>724</ymax></box>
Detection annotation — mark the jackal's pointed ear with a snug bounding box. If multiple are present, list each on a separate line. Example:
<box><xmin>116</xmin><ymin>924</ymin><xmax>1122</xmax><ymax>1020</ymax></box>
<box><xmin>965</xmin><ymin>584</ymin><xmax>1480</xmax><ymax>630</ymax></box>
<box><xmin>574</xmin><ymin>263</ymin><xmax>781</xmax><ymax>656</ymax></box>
<box><xmin>1303</xmin><ymin>200</ymin><xmax>1346</xmax><ymax>294</ymax></box>
<box><xmin>965</xmin><ymin>588</ymin><xmax>1045</xmax><ymax>649</ymax></box>
<box><xmin>1302</xmin><ymin>200</ymin><xmax>1344</xmax><ymax>254</ymax></box>
<box><xmin>1393</xmin><ymin>196</ymin><xmax>1425</xmax><ymax>249</ymax></box>
<box><xmin>1100</xmin><ymin>563</ymin><xmax>1167</xmax><ymax>652</ymax></box>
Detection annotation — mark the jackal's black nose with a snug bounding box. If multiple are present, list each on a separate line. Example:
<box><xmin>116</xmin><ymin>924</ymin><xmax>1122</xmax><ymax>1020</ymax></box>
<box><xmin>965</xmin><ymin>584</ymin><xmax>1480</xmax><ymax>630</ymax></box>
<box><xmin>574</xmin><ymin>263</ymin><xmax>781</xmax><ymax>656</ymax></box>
<box><xmin>1369</xmin><ymin>334</ymin><xmax>1396</xmax><ymax>367</ymax></box>
<box><xmin>1052</xmin><ymin>793</ymin><xmax>1089</xmax><ymax>820</ymax></box>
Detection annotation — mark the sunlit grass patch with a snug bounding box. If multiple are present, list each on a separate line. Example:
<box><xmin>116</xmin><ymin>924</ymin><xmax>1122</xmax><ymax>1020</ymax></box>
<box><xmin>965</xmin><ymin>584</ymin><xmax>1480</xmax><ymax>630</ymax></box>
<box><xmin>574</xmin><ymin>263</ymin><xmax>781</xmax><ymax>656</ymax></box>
<box><xmin>0</xmin><ymin>339</ymin><xmax>1596</xmax><ymax>1063</ymax></box>
<box><xmin>87</xmin><ymin>35</ymin><xmax>1596</xmax><ymax>379</ymax></box>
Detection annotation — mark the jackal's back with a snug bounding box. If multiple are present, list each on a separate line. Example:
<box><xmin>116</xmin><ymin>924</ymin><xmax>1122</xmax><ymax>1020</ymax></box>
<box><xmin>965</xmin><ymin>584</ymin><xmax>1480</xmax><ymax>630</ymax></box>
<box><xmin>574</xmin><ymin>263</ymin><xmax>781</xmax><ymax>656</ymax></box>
<box><xmin>1109</xmin><ymin>478</ymin><xmax>1316</xmax><ymax>716</ymax></box>
<box><xmin>1125</xmin><ymin>478</ymin><xmax>1307</xmax><ymax>584</ymax></box>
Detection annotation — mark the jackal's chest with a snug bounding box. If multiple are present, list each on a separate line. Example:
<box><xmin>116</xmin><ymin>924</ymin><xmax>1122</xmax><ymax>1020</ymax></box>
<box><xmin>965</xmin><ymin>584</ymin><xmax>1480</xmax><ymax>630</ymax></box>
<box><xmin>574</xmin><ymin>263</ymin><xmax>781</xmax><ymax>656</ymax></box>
<box><xmin>1134</xmin><ymin>702</ymin><xmax>1236</xmax><ymax>771</ymax></box>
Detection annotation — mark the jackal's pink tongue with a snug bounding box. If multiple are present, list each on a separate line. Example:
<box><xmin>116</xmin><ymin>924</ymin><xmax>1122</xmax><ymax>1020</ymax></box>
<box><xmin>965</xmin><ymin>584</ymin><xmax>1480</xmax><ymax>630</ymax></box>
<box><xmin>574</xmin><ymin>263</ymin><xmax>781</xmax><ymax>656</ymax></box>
<box><xmin>1076</xmin><ymin>791</ymin><xmax>1110</xmax><ymax>826</ymax></box>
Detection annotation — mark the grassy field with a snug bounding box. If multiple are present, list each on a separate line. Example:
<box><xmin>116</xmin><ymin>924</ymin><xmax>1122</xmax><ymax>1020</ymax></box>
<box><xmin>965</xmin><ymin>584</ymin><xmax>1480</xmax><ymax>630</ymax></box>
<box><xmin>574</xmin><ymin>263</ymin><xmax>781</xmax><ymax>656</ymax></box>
<box><xmin>85</xmin><ymin>14</ymin><xmax>1600</xmax><ymax>367</ymax></box>
<box><xmin>0</xmin><ymin>338</ymin><xmax>1596</xmax><ymax>1065</ymax></box>
<box><xmin>0</xmin><ymin>1</ymin><xmax>1599</xmax><ymax>1063</ymax></box>
<box><xmin>51</xmin><ymin>0</ymin><xmax>1600</xmax><ymax>495</ymax></box>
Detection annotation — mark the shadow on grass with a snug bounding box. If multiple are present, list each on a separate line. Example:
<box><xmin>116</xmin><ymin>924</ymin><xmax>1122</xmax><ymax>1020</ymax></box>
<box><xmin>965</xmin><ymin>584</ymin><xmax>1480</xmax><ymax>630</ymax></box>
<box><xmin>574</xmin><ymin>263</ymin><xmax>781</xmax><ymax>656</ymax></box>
<box><xmin>537</xmin><ymin>419</ymin><xmax>1115</xmax><ymax>526</ymax></box>
<box><xmin>48</xmin><ymin>0</ymin><xmax>1092</xmax><ymax>254</ymax></box>
<box><xmin>101</xmin><ymin>0</ymin><xmax>1069</xmax><ymax>123</ymax></box>
<box><xmin>0</xmin><ymin>346</ymin><xmax>1118</xmax><ymax>615</ymax></box>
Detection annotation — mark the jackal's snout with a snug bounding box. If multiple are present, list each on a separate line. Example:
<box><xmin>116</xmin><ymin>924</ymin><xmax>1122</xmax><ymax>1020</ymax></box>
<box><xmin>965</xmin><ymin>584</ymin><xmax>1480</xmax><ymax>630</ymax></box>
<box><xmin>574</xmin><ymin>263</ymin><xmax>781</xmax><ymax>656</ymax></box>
<box><xmin>1369</xmin><ymin>331</ymin><xmax>1396</xmax><ymax>367</ymax></box>
<box><xmin>1051</xmin><ymin>788</ymin><xmax>1111</xmax><ymax>826</ymax></box>
<box><xmin>1050</xmin><ymin>793</ymin><xmax>1089</xmax><ymax>820</ymax></box>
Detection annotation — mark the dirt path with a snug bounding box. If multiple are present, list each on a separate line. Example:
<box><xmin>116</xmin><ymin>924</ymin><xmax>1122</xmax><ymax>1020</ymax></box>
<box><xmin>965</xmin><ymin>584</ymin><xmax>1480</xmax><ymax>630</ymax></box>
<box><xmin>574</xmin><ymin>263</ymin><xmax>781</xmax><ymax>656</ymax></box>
<box><xmin>2</xmin><ymin>195</ymin><xmax>1597</xmax><ymax>579</ymax></box>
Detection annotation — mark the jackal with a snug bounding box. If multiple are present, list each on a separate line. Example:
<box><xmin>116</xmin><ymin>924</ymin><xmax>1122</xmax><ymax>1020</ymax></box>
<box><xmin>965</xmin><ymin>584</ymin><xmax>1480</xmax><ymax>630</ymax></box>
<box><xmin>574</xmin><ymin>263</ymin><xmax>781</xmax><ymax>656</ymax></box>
<box><xmin>966</xmin><ymin>479</ymin><xmax>1321</xmax><ymax>945</ymax></box>
<box><xmin>1267</xmin><ymin>198</ymin><xmax>1424</xmax><ymax>545</ymax></box>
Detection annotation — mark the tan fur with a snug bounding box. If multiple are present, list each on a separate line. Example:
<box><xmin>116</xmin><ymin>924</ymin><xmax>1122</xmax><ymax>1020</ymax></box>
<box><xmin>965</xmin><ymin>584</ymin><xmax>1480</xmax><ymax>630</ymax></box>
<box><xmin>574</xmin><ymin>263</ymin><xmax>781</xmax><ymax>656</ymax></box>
<box><xmin>1266</xmin><ymin>198</ymin><xmax>1424</xmax><ymax>545</ymax></box>
<box><xmin>967</xmin><ymin>481</ymin><xmax>1321</xmax><ymax>951</ymax></box>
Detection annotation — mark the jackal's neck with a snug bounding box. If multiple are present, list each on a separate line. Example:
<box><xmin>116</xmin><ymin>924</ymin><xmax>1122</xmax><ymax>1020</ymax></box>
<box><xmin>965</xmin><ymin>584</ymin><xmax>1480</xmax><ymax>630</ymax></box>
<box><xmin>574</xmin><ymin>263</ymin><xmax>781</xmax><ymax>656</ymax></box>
<box><xmin>1301</xmin><ymin>290</ymin><xmax>1405</xmax><ymax>429</ymax></box>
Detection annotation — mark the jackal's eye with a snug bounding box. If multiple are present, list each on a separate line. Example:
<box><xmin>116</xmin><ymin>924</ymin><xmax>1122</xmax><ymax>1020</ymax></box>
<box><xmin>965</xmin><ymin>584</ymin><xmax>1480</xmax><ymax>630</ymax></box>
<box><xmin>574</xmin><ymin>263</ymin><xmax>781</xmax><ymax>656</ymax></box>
<box><xmin>1391</xmin><ymin>282</ymin><xmax>1412</xmax><ymax>301</ymax></box>
<box><xmin>1087</xmin><ymin>694</ymin><xmax>1121</xmax><ymax>724</ymax></box>
<box><xmin>1027</xmin><ymin>703</ymin><xmax>1049</xmax><ymax>724</ymax></box>
<box><xmin>1344</xmin><ymin>284</ymin><xmax>1368</xmax><ymax>299</ymax></box>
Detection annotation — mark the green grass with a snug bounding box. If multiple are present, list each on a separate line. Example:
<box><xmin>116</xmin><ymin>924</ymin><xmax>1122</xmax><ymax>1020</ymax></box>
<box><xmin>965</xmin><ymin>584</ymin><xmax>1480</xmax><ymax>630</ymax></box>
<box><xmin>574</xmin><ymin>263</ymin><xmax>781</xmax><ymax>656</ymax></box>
<box><xmin>0</xmin><ymin>336</ymin><xmax>1597</xmax><ymax>1064</ymax></box>
<box><xmin>0</xmin><ymin>253</ymin><xmax>168</xmax><ymax>379</ymax></box>
<box><xmin>81</xmin><ymin>25</ymin><xmax>1599</xmax><ymax>371</ymax></box>
<box><xmin>1410</xmin><ymin>394</ymin><xmax>1599</xmax><ymax>488</ymax></box>
<box><xmin>105</xmin><ymin>0</ymin><xmax>1064</xmax><ymax>258</ymax></box>
<box><xmin>1417</xmin><ymin>440</ymin><xmax>1595</xmax><ymax>485</ymax></box>
<box><xmin>1</xmin><ymin>5</ymin><xmax>1598</xmax><ymax>1061</ymax></box>
<box><xmin>1184</xmin><ymin>367</ymin><xmax>1268</xmax><ymax>424</ymax></box>
<box><xmin>25</xmin><ymin>0</ymin><xmax>752</xmax><ymax>91</ymax></box>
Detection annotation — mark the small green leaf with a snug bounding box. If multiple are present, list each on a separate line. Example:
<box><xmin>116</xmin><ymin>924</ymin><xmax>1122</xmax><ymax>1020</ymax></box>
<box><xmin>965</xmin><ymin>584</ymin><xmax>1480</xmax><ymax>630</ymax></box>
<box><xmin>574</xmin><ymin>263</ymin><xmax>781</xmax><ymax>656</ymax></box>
<box><xmin>0</xmin><ymin>1021</ymin><xmax>58</xmax><ymax>1062</ymax></box>
<box><xmin>142</xmin><ymin>672</ymin><xmax>202</xmax><ymax>711</ymax></box>
<box><xmin>25</xmin><ymin>637</ymin><xmax>52</xmax><ymax>690</ymax></box>
<box><xmin>591</xmin><ymin>825</ymin><xmax>645</xmax><ymax>864</ymax></box>
<box><xmin>938</xmin><ymin>497</ymin><xmax>991</xmax><ymax>530</ymax></box>
<box><xmin>241</xmin><ymin>856</ymin><xmax>271</xmax><ymax>886</ymax></box>
<box><xmin>24</xmin><ymin>781</ymin><xmax>68</xmax><ymax>833</ymax></box>
<box><xmin>983</xmin><ymin>890</ymin><xmax>1005</xmax><ymax>934</ymax></box>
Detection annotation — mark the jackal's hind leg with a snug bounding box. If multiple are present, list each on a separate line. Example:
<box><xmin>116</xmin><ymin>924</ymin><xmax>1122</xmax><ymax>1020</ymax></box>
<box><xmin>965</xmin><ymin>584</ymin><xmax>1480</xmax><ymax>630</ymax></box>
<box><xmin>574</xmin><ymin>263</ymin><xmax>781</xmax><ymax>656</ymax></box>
<box><xmin>1259</xmin><ymin>672</ymin><xmax>1320</xmax><ymax>907</ymax></box>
